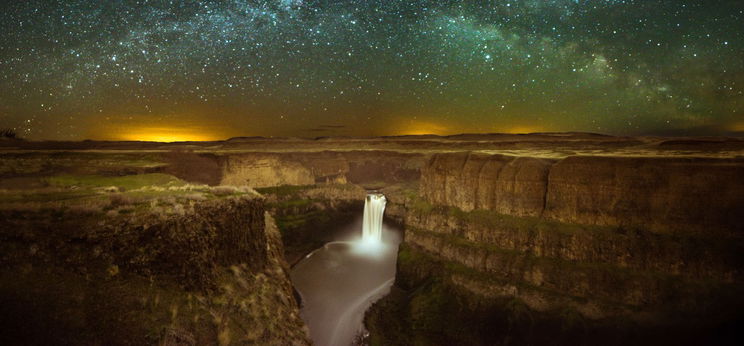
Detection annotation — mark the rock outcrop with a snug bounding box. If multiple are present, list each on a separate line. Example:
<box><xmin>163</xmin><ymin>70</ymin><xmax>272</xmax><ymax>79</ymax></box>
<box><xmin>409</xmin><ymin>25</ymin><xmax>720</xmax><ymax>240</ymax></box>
<box><xmin>421</xmin><ymin>153</ymin><xmax>744</xmax><ymax>233</ymax></box>
<box><xmin>221</xmin><ymin>154</ymin><xmax>316</xmax><ymax>187</ymax></box>
<box><xmin>220</xmin><ymin>151</ymin><xmax>425</xmax><ymax>188</ymax></box>
<box><xmin>544</xmin><ymin>156</ymin><xmax>744</xmax><ymax>235</ymax></box>
<box><xmin>0</xmin><ymin>196</ymin><xmax>310</xmax><ymax>345</ymax></box>
<box><xmin>257</xmin><ymin>184</ymin><xmax>367</xmax><ymax>265</ymax></box>
<box><xmin>421</xmin><ymin>152</ymin><xmax>553</xmax><ymax>216</ymax></box>
<box><xmin>369</xmin><ymin>152</ymin><xmax>744</xmax><ymax>345</ymax></box>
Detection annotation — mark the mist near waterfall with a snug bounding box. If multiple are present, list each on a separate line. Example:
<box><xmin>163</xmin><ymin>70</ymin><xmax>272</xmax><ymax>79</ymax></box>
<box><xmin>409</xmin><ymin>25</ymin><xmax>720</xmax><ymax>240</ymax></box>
<box><xmin>290</xmin><ymin>194</ymin><xmax>400</xmax><ymax>346</ymax></box>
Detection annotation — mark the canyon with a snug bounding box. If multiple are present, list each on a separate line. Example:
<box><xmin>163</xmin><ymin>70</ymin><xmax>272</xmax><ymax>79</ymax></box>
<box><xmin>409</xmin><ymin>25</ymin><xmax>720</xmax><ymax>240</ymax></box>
<box><xmin>370</xmin><ymin>153</ymin><xmax>743</xmax><ymax>345</ymax></box>
<box><xmin>1</xmin><ymin>133</ymin><xmax>743</xmax><ymax>345</ymax></box>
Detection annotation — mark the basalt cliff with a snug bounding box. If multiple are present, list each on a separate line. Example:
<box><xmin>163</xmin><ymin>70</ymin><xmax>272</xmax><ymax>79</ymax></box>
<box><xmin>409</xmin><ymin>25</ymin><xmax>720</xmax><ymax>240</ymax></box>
<box><xmin>0</xmin><ymin>180</ymin><xmax>309</xmax><ymax>345</ymax></box>
<box><xmin>368</xmin><ymin>152</ymin><xmax>744</xmax><ymax>346</ymax></box>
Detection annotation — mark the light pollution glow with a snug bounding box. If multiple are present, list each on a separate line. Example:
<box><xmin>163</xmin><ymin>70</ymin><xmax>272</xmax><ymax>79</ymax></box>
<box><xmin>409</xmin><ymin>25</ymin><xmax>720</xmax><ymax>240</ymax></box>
<box><xmin>90</xmin><ymin>123</ymin><xmax>235</xmax><ymax>142</ymax></box>
<box><xmin>116</xmin><ymin>128</ymin><xmax>218</xmax><ymax>142</ymax></box>
<box><xmin>396</xmin><ymin>118</ymin><xmax>545</xmax><ymax>136</ymax></box>
<box><xmin>105</xmin><ymin>119</ymin><xmax>549</xmax><ymax>141</ymax></box>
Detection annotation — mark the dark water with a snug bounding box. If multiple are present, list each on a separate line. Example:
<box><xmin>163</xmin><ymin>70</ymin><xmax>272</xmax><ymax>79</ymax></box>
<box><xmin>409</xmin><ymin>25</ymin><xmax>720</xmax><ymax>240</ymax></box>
<box><xmin>290</xmin><ymin>219</ymin><xmax>401</xmax><ymax>346</ymax></box>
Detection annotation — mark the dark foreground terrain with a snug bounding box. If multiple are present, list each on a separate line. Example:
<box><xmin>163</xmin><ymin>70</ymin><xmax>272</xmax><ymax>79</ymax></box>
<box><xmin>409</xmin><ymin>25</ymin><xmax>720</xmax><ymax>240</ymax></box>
<box><xmin>1</xmin><ymin>133</ymin><xmax>743</xmax><ymax>345</ymax></box>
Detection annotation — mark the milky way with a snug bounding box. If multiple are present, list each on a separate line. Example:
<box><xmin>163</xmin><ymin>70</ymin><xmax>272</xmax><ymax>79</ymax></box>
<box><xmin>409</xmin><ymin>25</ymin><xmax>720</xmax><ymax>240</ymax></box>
<box><xmin>1</xmin><ymin>0</ymin><xmax>742</xmax><ymax>139</ymax></box>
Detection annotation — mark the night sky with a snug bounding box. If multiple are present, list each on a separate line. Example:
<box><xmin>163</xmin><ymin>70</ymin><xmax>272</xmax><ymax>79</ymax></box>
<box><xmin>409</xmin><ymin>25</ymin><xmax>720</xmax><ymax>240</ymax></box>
<box><xmin>1</xmin><ymin>1</ymin><xmax>742</xmax><ymax>140</ymax></box>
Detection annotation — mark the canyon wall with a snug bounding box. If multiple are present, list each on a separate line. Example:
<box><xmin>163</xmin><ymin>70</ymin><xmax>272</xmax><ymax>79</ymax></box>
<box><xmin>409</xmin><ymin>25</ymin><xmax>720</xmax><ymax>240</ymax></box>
<box><xmin>544</xmin><ymin>156</ymin><xmax>744</xmax><ymax>234</ymax></box>
<box><xmin>415</xmin><ymin>153</ymin><xmax>744</xmax><ymax>313</ymax></box>
<box><xmin>421</xmin><ymin>153</ymin><xmax>553</xmax><ymax>216</ymax></box>
<box><xmin>220</xmin><ymin>151</ymin><xmax>425</xmax><ymax>187</ymax></box>
<box><xmin>421</xmin><ymin>152</ymin><xmax>744</xmax><ymax>233</ymax></box>
<box><xmin>257</xmin><ymin>184</ymin><xmax>367</xmax><ymax>265</ymax></box>
<box><xmin>0</xmin><ymin>196</ymin><xmax>309</xmax><ymax>345</ymax></box>
<box><xmin>369</xmin><ymin>152</ymin><xmax>744</xmax><ymax>345</ymax></box>
<box><xmin>221</xmin><ymin>153</ymin><xmax>317</xmax><ymax>187</ymax></box>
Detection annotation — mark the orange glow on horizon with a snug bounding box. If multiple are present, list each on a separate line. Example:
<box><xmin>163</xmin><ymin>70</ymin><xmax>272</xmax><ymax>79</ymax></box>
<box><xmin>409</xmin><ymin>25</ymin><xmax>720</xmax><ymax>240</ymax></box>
<box><xmin>396</xmin><ymin>120</ymin><xmax>458</xmax><ymax>136</ymax></box>
<box><xmin>86</xmin><ymin>111</ymin><xmax>240</xmax><ymax>142</ymax></box>
<box><xmin>114</xmin><ymin>127</ymin><xmax>224</xmax><ymax>142</ymax></box>
<box><xmin>394</xmin><ymin>119</ymin><xmax>546</xmax><ymax>136</ymax></box>
<box><xmin>89</xmin><ymin>123</ymin><xmax>231</xmax><ymax>142</ymax></box>
<box><xmin>730</xmin><ymin>121</ymin><xmax>744</xmax><ymax>132</ymax></box>
<box><xmin>499</xmin><ymin>125</ymin><xmax>544</xmax><ymax>134</ymax></box>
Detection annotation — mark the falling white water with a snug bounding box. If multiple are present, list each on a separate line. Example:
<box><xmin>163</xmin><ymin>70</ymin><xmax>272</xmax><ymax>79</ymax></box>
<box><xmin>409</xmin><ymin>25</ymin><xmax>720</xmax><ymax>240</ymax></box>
<box><xmin>291</xmin><ymin>193</ymin><xmax>401</xmax><ymax>346</ymax></box>
<box><xmin>362</xmin><ymin>193</ymin><xmax>386</xmax><ymax>243</ymax></box>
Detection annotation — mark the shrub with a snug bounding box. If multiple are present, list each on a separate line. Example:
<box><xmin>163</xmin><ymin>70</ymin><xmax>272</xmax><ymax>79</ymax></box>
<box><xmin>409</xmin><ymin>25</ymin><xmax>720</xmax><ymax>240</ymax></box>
<box><xmin>109</xmin><ymin>193</ymin><xmax>140</xmax><ymax>207</ymax></box>
<box><xmin>211</xmin><ymin>186</ymin><xmax>239</xmax><ymax>196</ymax></box>
<box><xmin>1</xmin><ymin>128</ymin><xmax>18</xmax><ymax>139</ymax></box>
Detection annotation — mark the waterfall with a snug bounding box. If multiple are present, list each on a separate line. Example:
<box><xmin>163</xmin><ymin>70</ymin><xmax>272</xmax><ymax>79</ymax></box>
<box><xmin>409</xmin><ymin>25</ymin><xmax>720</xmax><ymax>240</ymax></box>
<box><xmin>362</xmin><ymin>193</ymin><xmax>386</xmax><ymax>243</ymax></box>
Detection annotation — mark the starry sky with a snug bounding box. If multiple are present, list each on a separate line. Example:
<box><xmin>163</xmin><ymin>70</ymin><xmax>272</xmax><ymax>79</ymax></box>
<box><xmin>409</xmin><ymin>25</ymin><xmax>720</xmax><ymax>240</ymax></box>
<box><xmin>1</xmin><ymin>0</ymin><xmax>742</xmax><ymax>140</ymax></box>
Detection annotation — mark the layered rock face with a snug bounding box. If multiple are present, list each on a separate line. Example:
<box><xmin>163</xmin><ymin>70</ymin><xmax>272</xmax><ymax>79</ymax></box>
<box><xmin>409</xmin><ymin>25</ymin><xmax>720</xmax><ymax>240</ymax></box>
<box><xmin>421</xmin><ymin>153</ymin><xmax>744</xmax><ymax>233</ymax></box>
<box><xmin>370</xmin><ymin>152</ymin><xmax>744</xmax><ymax>345</ymax></box>
<box><xmin>421</xmin><ymin>152</ymin><xmax>553</xmax><ymax>216</ymax></box>
<box><xmin>221</xmin><ymin>154</ymin><xmax>316</xmax><ymax>187</ymax></box>
<box><xmin>220</xmin><ymin>151</ymin><xmax>424</xmax><ymax>187</ymax></box>
<box><xmin>0</xmin><ymin>196</ymin><xmax>309</xmax><ymax>345</ymax></box>
<box><xmin>257</xmin><ymin>184</ymin><xmax>367</xmax><ymax>265</ymax></box>
<box><xmin>544</xmin><ymin>156</ymin><xmax>744</xmax><ymax>234</ymax></box>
